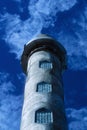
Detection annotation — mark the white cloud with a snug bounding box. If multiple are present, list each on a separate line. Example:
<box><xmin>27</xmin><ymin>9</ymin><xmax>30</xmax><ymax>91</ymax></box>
<box><xmin>66</xmin><ymin>107</ymin><xmax>87</xmax><ymax>130</ymax></box>
<box><xmin>2</xmin><ymin>0</ymin><xmax>77</xmax><ymax>59</ymax></box>
<box><xmin>0</xmin><ymin>72</ymin><xmax>15</xmax><ymax>96</ymax></box>
<box><xmin>0</xmin><ymin>72</ymin><xmax>9</xmax><ymax>84</ymax></box>
<box><xmin>29</xmin><ymin>0</ymin><xmax>77</xmax><ymax>15</ymax></box>
<box><xmin>0</xmin><ymin>72</ymin><xmax>23</xmax><ymax>130</ymax></box>
<box><xmin>76</xmin><ymin>7</ymin><xmax>87</xmax><ymax>30</ymax></box>
<box><xmin>66</xmin><ymin>108</ymin><xmax>87</xmax><ymax>121</ymax></box>
<box><xmin>56</xmin><ymin>6</ymin><xmax>87</xmax><ymax>70</ymax></box>
<box><xmin>0</xmin><ymin>96</ymin><xmax>22</xmax><ymax>130</ymax></box>
<box><xmin>2</xmin><ymin>13</ymin><xmax>42</xmax><ymax>59</ymax></box>
<box><xmin>17</xmin><ymin>73</ymin><xmax>25</xmax><ymax>80</ymax></box>
<box><xmin>29</xmin><ymin>0</ymin><xmax>77</xmax><ymax>28</ymax></box>
<box><xmin>0</xmin><ymin>81</ymin><xmax>16</xmax><ymax>96</ymax></box>
<box><xmin>69</xmin><ymin>121</ymin><xmax>87</xmax><ymax>130</ymax></box>
<box><xmin>0</xmin><ymin>72</ymin><xmax>87</xmax><ymax>130</ymax></box>
<box><xmin>2</xmin><ymin>0</ymin><xmax>87</xmax><ymax>70</ymax></box>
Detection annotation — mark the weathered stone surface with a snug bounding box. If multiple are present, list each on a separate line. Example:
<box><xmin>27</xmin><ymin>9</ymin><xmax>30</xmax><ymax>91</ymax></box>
<box><xmin>20</xmin><ymin>51</ymin><xmax>68</xmax><ymax>130</ymax></box>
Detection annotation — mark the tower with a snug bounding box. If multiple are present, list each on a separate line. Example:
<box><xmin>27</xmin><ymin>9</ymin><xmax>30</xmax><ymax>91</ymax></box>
<box><xmin>20</xmin><ymin>34</ymin><xmax>68</xmax><ymax>130</ymax></box>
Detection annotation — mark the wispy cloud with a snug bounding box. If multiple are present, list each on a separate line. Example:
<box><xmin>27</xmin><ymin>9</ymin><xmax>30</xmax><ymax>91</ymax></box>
<box><xmin>2</xmin><ymin>0</ymin><xmax>77</xmax><ymax>58</ymax></box>
<box><xmin>0</xmin><ymin>96</ymin><xmax>22</xmax><ymax>130</ymax></box>
<box><xmin>0</xmin><ymin>72</ymin><xmax>23</xmax><ymax>130</ymax></box>
<box><xmin>56</xmin><ymin>6</ymin><xmax>87</xmax><ymax>69</ymax></box>
<box><xmin>0</xmin><ymin>71</ymin><xmax>87</xmax><ymax>130</ymax></box>
<box><xmin>66</xmin><ymin>107</ymin><xmax>87</xmax><ymax>130</ymax></box>
<box><xmin>29</xmin><ymin>0</ymin><xmax>77</xmax><ymax>15</ymax></box>
<box><xmin>2</xmin><ymin>13</ymin><xmax>43</xmax><ymax>59</ymax></box>
<box><xmin>1</xmin><ymin>0</ymin><xmax>87</xmax><ymax>70</ymax></box>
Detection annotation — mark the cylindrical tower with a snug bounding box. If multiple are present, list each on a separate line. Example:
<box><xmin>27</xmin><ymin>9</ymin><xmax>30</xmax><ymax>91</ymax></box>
<box><xmin>20</xmin><ymin>34</ymin><xmax>68</xmax><ymax>130</ymax></box>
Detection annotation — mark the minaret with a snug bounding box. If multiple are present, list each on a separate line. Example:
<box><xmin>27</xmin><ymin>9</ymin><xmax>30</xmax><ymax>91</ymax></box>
<box><xmin>20</xmin><ymin>34</ymin><xmax>68</xmax><ymax>130</ymax></box>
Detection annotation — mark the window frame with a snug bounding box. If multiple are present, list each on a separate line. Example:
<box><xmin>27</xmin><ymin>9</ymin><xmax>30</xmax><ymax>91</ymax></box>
<box><xmin>39</xmin><ymin>60</ymin><xmax>53</xmax><ymax>69</ymax></box>
<box><xmin>36</xmin><ymin>82</ymin><xmax>52</xmax><ymax>93</ymax></box>
<box><xmin>35</xmin><ymin>108</ymin><xmax>53</xmax><ymax>124</ymax></box>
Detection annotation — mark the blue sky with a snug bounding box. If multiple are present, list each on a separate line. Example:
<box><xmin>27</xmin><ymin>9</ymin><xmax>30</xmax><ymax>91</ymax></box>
<box><xmin>0</xmin><ymin>0</ymin><xmax>87</xmax><ymax>129</ymax></box>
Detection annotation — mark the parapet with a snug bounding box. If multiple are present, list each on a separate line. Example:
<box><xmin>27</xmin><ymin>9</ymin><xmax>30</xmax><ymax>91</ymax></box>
<box><xmin>21</xmin><ymin>34</ymin><xmax>67</xmax><ymax>74</ymax></box>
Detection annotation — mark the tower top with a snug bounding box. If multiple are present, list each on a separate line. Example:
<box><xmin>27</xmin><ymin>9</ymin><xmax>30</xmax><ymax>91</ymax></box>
<box><xmin>21</xmin><ymin>34</ymin><xmax>67</xmax><ymax>74</ymax></box>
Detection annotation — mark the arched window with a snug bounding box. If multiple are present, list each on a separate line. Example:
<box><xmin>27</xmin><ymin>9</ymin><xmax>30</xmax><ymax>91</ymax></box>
<box><xmin>35</xmin><ymin>108</ymin><xmax>53</xmax><ymax>124</ymax></box>
<box><xmin>37</xmin><ymin>82</ymin><xmax>52</xmax><ymax>93</ymax></box>
<box><xmin>39</xmin><ymin>61</ymin><xmax>53</xmax><ymax>69</ymax></box>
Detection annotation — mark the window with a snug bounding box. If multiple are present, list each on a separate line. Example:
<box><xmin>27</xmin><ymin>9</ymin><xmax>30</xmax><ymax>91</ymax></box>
<box><xmin>37</xmin><ymin>82</ymin><xmax>52</xmax><ymax>93</ymax></box>
<box><xmin>39</xmin><ymin>61</ymin><xmax>53</xmax><ymax>69</ymax></box>
<box><xmin>35</xmin><ymin>108</ymin><xmax>53</xmax><ymax>124</ymax></box>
